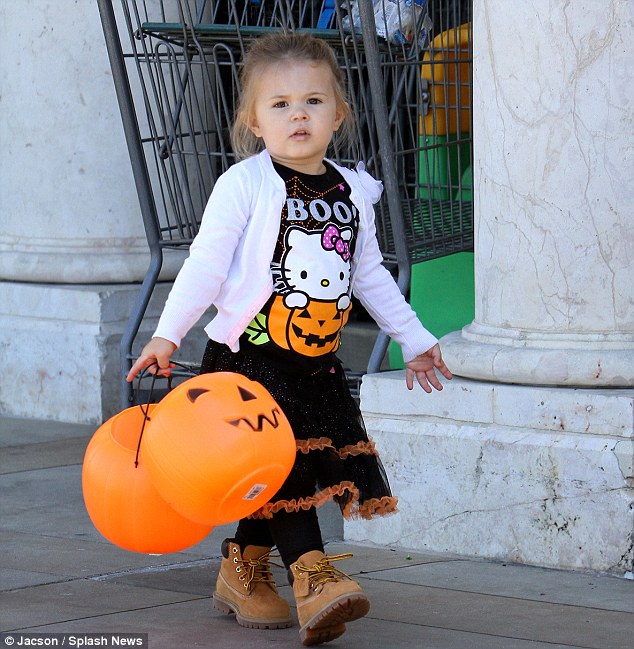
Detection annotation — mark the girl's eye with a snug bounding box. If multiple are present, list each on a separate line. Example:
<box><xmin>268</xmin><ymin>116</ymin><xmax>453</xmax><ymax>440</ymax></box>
<box><xmin>273</xmin><ymin>101</ymin><xmax>288</xmax><ymax>109</ymax></box>
<box><xmin>307</xmin><ymin>98</ymin><xmax>322</xmax><ymax>105</ymax></box>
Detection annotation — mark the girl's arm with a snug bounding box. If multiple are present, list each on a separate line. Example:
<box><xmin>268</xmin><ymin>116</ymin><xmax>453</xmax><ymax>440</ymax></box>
<box><xmin>351</xmin><ymin>199</ymin><xmax>452</xmax><ymax>391</ymax></box>
<box><xmin>152</xmin><ymin>170</ymin><xmax>251</xmax><ymax>346</ymax></box>
<box><xmin>405</xmin><ymin>344</ymin><xmax>453</xmax><ymax>392</ymax></box>
<box><xmin>126</xmin><ymin>337</ymin><xmax>177</xmax><ymax>382</ymax></box>
<box><xmin>127</xmin><ymin>169</ymin><xmax>251</xmax><ymax>382</ymax></box>
<box><xmin>351</xmin><ymin>213</ymin><xmax>435</xmax><ymax>359</ymax></box>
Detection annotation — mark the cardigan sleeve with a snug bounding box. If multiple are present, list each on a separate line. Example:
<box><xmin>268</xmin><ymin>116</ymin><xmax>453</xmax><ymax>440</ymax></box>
<box><xmin>153</xmin><ymin>167</ymin><xmax>252</xmax><ymax>347</ymax></box>
<box><xmin>349</xmin><ymin>175</ymin><xmax>438</xmax><ymax>363</ymax></box>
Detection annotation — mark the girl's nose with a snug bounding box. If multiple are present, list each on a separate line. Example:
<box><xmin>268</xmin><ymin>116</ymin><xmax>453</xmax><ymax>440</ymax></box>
<box><xmin>291</xmin><ymin>106</ymin><xmax>308</xmax><ymax>120</ymax></box>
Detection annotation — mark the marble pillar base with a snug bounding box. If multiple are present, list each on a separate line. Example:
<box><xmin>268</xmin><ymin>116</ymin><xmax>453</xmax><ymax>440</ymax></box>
<box><xmin>0</xmin><ymin>282</ymin><xmax>213</xmax><ymax>424</ymax></box>
<box><xmin>0</xmin><ymin>245</ymin><xmax>188</xmax><ymax>284</ymax></box>
<box><xmin>442</xmin><ymin>326</ymin><xmax>634</xmax><ymax>387</ymax></box>
<box><xmin>348</xmin><ymin>372</ymin><xmax>634</xmax><ymax>575</ymax></box>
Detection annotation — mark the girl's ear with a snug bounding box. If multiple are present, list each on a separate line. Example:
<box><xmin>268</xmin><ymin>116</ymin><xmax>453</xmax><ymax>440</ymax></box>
<box><xmin>333</xmin><ymin>101</ymin><xmax>349</xmax><ymax>132</ymax></box>
<box><xmin>247</xmin><ymin>113</ymin><xmax>262</xmax><ymax>138</ymax></box>
<box><xmin>238</xmin><ymin>105</ymin><xmax>260</xmax><ymax>137</ymax></box>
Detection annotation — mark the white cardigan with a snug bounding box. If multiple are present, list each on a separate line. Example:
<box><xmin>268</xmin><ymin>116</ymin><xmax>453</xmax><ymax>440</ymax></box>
<box><xmin>154</xmin><ymin>149</ymin><xmax>437</xmax><ymax>363</ymax></box>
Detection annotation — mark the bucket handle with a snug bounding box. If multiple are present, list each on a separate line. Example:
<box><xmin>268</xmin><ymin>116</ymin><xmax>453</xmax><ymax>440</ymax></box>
<box><xmin>133</xmin><ymin>362</ymin><xmax>199</xmax><ymax>467</ymax></box>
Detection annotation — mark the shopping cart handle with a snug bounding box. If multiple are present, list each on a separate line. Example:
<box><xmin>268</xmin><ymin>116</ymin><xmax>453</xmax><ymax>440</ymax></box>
<box><xmin>420</xmin><ymin>79</ymin><xmax>431</xmax><ymax>116</ymax></box>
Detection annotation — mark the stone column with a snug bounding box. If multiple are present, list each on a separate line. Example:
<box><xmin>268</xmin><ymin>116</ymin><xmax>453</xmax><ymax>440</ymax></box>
<box><xmin>348</xmin><ymin>0</ymin><xmax>634</xmax><ymax>574</ymax></box>
<box><xmin>0</xmin><ymin>2</ymin><xmax>190</xmax><ymax>423</ymax></box>
<box><xmin>0</xmin><ymin>2</ymin><xmax>148</xmax><ymax>284</ymax></box>
<box><xmin>441</xmin><ymin>0</ymin><xmax>634</xmax><ymax>386</ymax></box>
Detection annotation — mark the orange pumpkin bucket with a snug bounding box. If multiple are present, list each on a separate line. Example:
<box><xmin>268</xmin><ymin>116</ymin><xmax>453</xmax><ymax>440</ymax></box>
<box><xmin>82</xmin><ymin>404</ymin><xmax>213</xmax><ymax>554</ymax></box>
<box><xmin>143</xmin><ymin>372</ymin><xmax>296</xmax><ymax>526</ymax></box>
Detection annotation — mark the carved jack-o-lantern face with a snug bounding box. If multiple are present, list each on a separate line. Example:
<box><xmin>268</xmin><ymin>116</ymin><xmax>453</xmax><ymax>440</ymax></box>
<box><xmin>268</xmin><ymin>295</ymin><xmax>351</xmax><ymax>357</ymax></box>
<box><xmin>144</xmin><ymin>372</ymin><xmax>296</xmax><ymax>526</ymax></box>
<box><xmin>187</xmin><ymin>379</ymin><xmax>282</xmax><ymax>433</ymax></box>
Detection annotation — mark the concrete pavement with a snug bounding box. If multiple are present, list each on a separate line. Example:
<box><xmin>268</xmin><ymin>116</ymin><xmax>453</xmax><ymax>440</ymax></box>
<box><xmin>1</xmin><ymin>415</ymin><xmax>632</xmax><ymax>648</ymax></box>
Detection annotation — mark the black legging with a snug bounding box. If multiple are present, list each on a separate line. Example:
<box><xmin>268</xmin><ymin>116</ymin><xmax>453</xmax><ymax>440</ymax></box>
<box><xmin>200</xmin><ymin>340</ymin><xmax>326</xmax><ymax>568</ymax></box>
<box><xmin>234</xmin><ymin>508</ymin><xmax>324</xmax><ymax>569</ymax></box>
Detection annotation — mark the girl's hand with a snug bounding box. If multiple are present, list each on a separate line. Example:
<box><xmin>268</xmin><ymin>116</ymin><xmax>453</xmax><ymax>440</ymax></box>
<box><xmin>405</xmin><ymin>344</ymin><xmax>453</xmax><ymax>392</ymax></box>
<box><xmin>126</xmin><ymin>337</ymin><xmax>178</xmax><ymax>383</ymax></box>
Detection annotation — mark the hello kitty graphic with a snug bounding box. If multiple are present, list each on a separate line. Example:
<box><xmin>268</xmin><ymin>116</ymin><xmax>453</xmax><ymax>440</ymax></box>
<box><xmin>280</xmin><ymin>225</ymin><xmax>352</xmax><ymax>311</ymax></box>
<box><xmin>255</xmin><ymin>224</ymin><xmax>354</xmax><ymax>356</ymax></box>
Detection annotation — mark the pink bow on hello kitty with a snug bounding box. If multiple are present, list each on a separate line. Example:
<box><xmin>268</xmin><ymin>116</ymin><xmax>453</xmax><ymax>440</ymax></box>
<box><xmin>322</xmin><ymin>224</ymin><xmax>351</xmax><ymax>262</ymax></box>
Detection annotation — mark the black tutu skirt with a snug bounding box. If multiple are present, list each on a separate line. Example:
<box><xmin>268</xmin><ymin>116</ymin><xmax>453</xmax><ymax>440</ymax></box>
<box><xmin>200</xmin><ymin>339</ymin><xmax>397</xmax><ymax>521</ymax></box>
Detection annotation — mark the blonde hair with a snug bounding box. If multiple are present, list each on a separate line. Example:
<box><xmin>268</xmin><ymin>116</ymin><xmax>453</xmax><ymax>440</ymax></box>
<box><xmin>231</xmin><ymin>32</ymin><xmax>355</xmax><ymax>160</ymax></box>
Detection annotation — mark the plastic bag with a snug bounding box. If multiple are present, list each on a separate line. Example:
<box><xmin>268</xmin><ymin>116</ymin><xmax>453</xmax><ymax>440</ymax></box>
<box><xmin>342</xmin><ymin>0</ymin><xmax>431</xmax><ymax>46</ymax></box>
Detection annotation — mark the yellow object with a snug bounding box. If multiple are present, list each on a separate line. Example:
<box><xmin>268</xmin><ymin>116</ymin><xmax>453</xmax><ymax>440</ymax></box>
<box><xmin>420</xmin><ymin>23</ymin><xmax>472</xmax><ymax>137</ymax></box>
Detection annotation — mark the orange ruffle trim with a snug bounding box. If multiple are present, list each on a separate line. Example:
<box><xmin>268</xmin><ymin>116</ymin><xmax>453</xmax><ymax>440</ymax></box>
<box><xmin>339</xmin><ymin>440</ymin><xmax>377</xmax><ymax>459</ymax></box>
<box><xmin>296</xmin><ymin>437</ymin><xmax>334</xmax><ymax>454</ymax></box>
<box><xmin>295</xmin><ymin>437</ymin><xmax>378</xmax><ymax>460</ymax></box>
<box><xmin>250</xmin><ymin>480</ymin><xmax>398</xmax><ymax>521</ymax></box>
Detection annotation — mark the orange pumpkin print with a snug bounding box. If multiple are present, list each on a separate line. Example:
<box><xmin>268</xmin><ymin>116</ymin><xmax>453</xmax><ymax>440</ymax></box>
<box><xmin>268</xmin><ymin>294</ymin><xmax>351</xmax><ymax>357</ymax></box>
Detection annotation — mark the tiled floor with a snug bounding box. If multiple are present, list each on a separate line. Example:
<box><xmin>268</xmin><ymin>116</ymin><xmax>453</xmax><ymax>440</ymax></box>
<box><xmin>1</xmin><ymin>415</ymin><xmax>632</xmax><ymax>648</ymax></box>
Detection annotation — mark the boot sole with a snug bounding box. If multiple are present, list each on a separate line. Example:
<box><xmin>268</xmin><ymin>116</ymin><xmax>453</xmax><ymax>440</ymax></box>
<box><xmin>301</xmin><ymin>623</ymin><xmax>346</xmax><ymax>646</ymax></box>
<box><xmin>213</xmin><ymin>593</ymin><xmax>293</xmax><ymax>630</ymax></box>
<box><xmin>300</xmin><ymin>593</ymin><xmax>370</xmax><ymax>646</ymax></box>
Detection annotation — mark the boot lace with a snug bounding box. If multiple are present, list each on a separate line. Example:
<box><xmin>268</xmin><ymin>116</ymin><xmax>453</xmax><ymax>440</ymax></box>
<box><xmin>234</xmin><ymin>550</ymin><xmax>280</xmax><ymax>591</ymax></box>
<box><xmin>296</xmin><ymin>553</ymin><xmax>354</xmax><ymax>591</ymax></box>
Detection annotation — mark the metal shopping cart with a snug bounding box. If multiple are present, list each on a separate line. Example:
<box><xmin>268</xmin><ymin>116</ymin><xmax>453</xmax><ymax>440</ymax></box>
<box><xmin>96</xmin><ymin>0</ymin><xmax>473</xmax><ymax>409</ymax></box>
<box><xmin>354</xmin><ymin>0</ymin><xmax>473</xmax><ymax>371</ymax></box>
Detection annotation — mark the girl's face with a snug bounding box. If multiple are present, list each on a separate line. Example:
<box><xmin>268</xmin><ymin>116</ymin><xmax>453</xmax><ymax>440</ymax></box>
<box><xmin>247</xmin><ymin>60</ymin><xmax>345</xmax><ymax>175</ymax></box>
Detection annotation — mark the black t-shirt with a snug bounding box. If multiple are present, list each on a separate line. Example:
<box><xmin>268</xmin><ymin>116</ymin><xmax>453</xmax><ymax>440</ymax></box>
<box><xmin>240</xmin><ymin>161</ymin><xmax>360</xmax><ymax>373</ymax></box>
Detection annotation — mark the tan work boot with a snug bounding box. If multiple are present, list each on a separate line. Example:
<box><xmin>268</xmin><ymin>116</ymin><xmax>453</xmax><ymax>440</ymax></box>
<box><xmin>291</xmin><ymin>550</ymin><xmax>370</xmax><ymax>646</ymax></box>
<box><xmin>213</xmin><ymin>540</ymin><xmax>292</xmax><ymax>629</ymax></box>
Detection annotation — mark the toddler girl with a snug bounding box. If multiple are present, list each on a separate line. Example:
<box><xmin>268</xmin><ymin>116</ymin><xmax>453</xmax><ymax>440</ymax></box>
<box><xmin>127</xmin><ymin>32</ymin><xmax>452</xmax><ymax>646</ymax></box>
